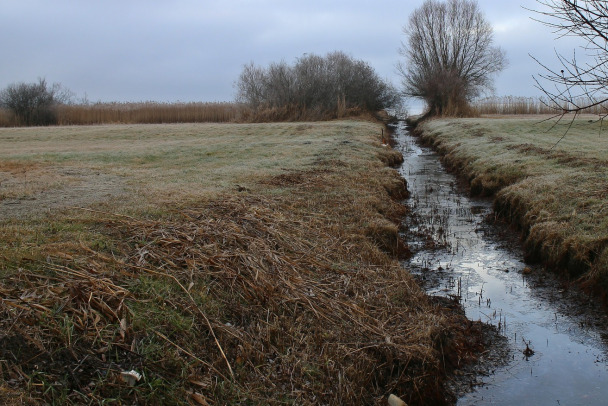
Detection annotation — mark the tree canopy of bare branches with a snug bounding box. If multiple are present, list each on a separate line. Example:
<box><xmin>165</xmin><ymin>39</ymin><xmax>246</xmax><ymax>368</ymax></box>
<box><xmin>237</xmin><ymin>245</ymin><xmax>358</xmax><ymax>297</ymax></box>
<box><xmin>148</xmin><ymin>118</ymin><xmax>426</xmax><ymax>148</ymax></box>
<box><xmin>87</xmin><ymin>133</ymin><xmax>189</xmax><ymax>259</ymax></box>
<box><xmin>0</xmin><ymin>78</ymin><xmax>73</xmax><ymax>126</ymax></box>
<box><xmin>531</xmin><ymin>0</ymin><xmax>608</xmax><ymax>117</ymax></box>
<box><xmin>398</xmin><ymin>0</ymin><xmax>507</xmax><ymax>117</ymax></box>
<box><xmin>236</xmin><ymin>51</ymin><xmax>400</xmax><ymax>120</ymax></box>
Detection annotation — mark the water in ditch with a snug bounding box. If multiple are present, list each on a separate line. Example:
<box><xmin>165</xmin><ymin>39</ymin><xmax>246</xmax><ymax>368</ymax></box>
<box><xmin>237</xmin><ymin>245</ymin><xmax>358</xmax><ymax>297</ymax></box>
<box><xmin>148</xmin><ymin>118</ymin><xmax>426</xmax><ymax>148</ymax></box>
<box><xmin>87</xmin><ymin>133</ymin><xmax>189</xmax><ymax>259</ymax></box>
<box><xmin>393</xmin><ymin>121</ymin><xmax>608</xmax><ymax>405</ymax></box>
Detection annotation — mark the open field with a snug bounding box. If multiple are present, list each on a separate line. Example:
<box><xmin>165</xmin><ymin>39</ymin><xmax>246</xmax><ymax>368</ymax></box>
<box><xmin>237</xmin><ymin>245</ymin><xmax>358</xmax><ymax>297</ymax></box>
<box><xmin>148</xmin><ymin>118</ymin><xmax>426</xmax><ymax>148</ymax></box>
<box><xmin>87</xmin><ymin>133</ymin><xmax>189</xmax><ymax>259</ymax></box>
<box><xmin>0</xmin><ymin>121</ymin><xmax>481</xmax><ymax>405</ymax></box>
<box><xmin>415</xmin><ymin>116</ymin><xmax>608</xmax><ymax>296</ymax></box>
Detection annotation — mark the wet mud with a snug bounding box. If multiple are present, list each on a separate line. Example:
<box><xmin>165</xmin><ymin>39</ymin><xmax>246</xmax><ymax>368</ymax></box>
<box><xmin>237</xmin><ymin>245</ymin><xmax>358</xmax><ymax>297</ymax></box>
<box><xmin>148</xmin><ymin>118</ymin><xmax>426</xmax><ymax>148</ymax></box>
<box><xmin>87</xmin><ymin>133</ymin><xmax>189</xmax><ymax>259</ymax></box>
<box><xmin>393</xmin><ymin>122</ymin><xmax>608</xmax><ymax>405</ymax></box>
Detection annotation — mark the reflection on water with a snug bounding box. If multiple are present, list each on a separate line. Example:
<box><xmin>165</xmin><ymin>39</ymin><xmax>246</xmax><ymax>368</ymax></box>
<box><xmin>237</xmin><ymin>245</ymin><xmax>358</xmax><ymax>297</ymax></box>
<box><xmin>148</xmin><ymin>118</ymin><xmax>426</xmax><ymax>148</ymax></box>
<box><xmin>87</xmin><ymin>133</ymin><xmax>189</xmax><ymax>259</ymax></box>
<box><xmin>394</xmin><ymin>122</ymin><xmax>608</xmax><ymax>405</ymax></box>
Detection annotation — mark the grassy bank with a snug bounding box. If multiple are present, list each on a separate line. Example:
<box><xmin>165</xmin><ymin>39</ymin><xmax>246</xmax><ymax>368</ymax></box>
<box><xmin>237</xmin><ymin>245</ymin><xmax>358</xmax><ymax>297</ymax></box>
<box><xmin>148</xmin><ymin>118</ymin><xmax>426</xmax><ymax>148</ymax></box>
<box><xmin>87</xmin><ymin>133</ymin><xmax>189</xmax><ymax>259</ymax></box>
<box><xmin>0</xmin><ymin>121</ymin><xmax>480</xmax><ymax>405</ymax></box>
<box><xmin>415</xmin><ymin>116</ymin><xmax>608</xmax><ymax>297</ymax></box>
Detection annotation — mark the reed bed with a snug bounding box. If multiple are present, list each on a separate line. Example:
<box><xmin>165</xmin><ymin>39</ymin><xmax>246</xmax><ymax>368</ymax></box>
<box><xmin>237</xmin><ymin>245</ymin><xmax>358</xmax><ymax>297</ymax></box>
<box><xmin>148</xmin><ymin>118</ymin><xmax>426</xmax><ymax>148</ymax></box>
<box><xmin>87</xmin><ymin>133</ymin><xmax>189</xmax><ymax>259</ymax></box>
<box><xmin>0</xmin><ymin>102</ymin><xmax>374</xmax><ymax>127</ymax></box>
<box><xmin>56</xmin><ymin>102</ymin><xmax>240</xmax><ymax>125</ymax></box>
<box><xmin>472</xmin><ymin>96</ymin><xmax>608</xmax><ymax>115</ymax></box>
<box><xmin>0</xmin><ymin>121</ymin><xmax>483</xmax><ymax>405</ymax></box>
<box><xmin>0</xmin><ymin>102</ymin><xmax>240</xmax><ymax>127</ymax></box>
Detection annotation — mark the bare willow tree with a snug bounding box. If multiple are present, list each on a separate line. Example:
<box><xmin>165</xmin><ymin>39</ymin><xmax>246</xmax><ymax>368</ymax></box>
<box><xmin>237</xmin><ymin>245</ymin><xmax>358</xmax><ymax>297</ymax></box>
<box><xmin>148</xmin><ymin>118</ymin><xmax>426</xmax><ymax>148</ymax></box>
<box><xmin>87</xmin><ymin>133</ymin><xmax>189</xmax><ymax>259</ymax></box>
<box><xmin>531</xmin><ymin>0</ymin><xmax>608</xmax><ymax>117</ymax></box>
<box><xmin>398</xmin><ymin>0</ymin><xmax>507</xmax><ymax>117</ymax></box>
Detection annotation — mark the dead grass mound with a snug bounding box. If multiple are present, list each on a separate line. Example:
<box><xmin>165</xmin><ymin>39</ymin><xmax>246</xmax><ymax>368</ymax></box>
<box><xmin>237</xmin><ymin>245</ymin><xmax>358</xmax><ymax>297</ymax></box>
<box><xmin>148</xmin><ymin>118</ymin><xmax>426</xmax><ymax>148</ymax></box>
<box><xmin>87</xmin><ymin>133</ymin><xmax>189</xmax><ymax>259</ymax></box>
<box><xmin>0</xmin><ymin>192</ymin><xmax>477</xmax><ymax>405</ymax></box>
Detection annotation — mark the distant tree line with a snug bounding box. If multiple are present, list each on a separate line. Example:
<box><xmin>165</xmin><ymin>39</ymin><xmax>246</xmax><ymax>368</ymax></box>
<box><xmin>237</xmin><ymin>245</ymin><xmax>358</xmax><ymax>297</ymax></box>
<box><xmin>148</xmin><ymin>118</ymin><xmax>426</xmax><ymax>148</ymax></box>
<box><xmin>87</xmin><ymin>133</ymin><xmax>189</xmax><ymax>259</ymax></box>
<box><xmin>1</xmin><ymin>52</ymin><xmax>399</xmax><ymax>126</ymax></box>
<box><xmin>235</xmin><ymin>51</ymin><xmax>400</xmax><ymax>120</ymax></box>
<box><xmin>0</xmin><ymin>78</ymin><xmax>73</xmax><ymax>126</ymax></box>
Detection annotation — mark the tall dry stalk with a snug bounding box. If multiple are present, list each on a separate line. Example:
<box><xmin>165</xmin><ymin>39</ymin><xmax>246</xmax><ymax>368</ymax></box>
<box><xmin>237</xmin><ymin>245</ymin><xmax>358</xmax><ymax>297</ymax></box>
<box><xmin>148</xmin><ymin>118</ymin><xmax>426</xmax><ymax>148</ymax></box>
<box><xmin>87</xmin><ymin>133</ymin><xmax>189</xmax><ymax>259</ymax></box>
<box><xmin>52</xmin><ymin>102</ymin><xmax>240</xmax><ymax>125</ymax></box>
<box><xmin>472</xmin><ymin>96</ymin><xmax>608</xmax><ymax>115</ymax></box>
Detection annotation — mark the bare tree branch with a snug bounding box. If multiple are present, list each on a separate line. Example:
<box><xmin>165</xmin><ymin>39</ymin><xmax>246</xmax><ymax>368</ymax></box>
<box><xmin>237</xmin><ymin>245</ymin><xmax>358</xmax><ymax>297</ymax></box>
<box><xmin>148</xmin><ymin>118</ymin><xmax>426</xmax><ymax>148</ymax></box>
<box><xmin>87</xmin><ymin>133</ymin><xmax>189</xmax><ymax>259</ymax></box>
<box><xmin>235</xmin><ymin>52</ymin><xmax>400</xmax><ymax>120</ymax></box>
<box><xmin>398</xmin><ymin>0</ymin><xmax>507</xmax><ymax>117</ymax></box>
<box><xmin>0</xmin><ymin>78</ymin><xmax>73</xmax><ymax>126</ymax></box>
<box><xmin>530</xmin><ymin>0</ymin><xmax>608</xmax><ymax>119</ymax></box>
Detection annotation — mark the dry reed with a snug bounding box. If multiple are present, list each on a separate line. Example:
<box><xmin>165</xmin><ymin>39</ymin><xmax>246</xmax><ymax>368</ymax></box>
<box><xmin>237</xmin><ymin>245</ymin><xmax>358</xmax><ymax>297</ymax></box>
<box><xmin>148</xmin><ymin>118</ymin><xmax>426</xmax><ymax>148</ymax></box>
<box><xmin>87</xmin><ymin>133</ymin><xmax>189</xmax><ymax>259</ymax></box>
<box><xmin>0</xmin><ymin>194</ymin><xmax>477</xmax><ymax>405</ymax></box>
<box><xmin>472</xmin><ymin>96</ymin><xmax>608</xmax><ymax>115</ymax></box>
<box><xmin>0</xmin><ymin>102</ymin><xmax>372</xmax><ymax>127</ymax></box>
<box><xmin>0</xmin><ymin>102</ymin><xmax>240</xmax><ymax>127</ymax></box>
<box><xmin>56</xmin><ymin>102</ymin><xmax>240</xmax><ymax>125</ymax></box>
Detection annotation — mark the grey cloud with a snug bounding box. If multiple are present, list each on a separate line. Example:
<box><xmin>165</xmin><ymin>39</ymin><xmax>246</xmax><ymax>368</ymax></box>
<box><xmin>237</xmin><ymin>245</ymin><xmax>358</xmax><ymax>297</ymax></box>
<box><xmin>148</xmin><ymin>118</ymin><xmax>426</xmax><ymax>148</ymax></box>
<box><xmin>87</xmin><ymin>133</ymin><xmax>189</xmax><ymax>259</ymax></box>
<box><xmin>0</xmin><ymin>0</ymin><xmax>593</xmax><ymax>103</ymax></box>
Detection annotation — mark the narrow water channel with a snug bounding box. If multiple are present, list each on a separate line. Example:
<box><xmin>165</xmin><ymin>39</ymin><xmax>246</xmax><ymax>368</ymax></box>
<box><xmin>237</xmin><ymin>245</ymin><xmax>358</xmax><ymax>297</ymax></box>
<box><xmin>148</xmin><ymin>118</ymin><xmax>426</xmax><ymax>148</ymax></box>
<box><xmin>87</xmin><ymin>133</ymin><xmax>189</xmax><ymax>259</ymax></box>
<box><xmin>392</xmin><ymin>122</ymin><xmax>608</xmax><ymax>405</ymax></box>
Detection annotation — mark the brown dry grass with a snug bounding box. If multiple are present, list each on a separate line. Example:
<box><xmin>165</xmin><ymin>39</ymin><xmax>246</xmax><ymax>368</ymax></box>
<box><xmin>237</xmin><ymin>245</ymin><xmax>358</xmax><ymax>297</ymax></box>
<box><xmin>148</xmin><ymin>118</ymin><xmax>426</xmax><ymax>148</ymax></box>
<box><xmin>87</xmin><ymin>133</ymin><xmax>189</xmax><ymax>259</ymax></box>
<box><xmin>57</xmin><ymin>102</ymin><xmax>240</xmax><ymax>125</ymax></box>
<box><xmin>0</xmin><ymin>102</ymin><xmax>378</xmax><ymax>127</ymax></box>
<box><xmin>0</xmin><ymin>103</ymin><xmax>240</xmax><ymax>127</ymax></box>
<box><xmin>472</xmin><ymin>96</ymin><xmax>608</xmax><ymax>115</ymax></box>
<box><xmin>415</xmin><ymin>116</ymin><xmax>608</xmax><ymax>300</ymax></box>
<box><xmin>0</xmin><ymin>121</ymin><xmax>480</xmax><ymax>405</ymax></box>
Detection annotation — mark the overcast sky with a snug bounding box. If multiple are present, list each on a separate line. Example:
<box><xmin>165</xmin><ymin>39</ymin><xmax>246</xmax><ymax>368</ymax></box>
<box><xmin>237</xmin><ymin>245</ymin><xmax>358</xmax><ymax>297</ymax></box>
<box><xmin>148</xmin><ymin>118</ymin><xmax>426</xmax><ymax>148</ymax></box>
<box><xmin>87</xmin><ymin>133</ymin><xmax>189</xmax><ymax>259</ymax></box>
<box><xmin>0</xmin><ymin>0</ymin><xmax>589</xmax><ymax>106</ymax></box>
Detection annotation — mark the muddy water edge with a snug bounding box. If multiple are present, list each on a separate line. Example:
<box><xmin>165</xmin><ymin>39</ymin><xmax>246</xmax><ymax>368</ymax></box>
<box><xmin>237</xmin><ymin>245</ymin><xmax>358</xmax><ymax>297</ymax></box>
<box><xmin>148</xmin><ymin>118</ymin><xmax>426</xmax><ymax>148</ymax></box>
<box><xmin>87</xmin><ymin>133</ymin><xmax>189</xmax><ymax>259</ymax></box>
<box><xmin>391</xmin><ymin>121</ymin><xmax>608</xmax><ymax>405</ymax></box>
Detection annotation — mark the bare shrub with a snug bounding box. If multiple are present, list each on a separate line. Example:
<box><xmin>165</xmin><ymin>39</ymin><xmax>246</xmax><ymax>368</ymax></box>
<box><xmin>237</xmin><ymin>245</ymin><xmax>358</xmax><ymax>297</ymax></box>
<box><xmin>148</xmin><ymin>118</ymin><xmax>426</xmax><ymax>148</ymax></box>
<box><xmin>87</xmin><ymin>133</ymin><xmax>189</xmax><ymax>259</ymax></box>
<box><xmin>236</xmin><ymin>51</ymin><xmax>400</xmax><ymax>121</ymax></box>
<box><xmin>0</xmin><ymin>78</ymin><xmax>73</xmax><ymax>126</ymax></box>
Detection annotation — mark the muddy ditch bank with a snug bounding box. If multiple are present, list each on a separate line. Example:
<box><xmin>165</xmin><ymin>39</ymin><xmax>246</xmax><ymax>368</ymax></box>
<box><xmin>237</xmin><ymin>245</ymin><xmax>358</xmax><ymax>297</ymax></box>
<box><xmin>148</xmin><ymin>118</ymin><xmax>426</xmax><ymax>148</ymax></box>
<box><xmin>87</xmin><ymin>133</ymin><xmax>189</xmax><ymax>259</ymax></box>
<box><xmin>393</xmin><ymin>120</ymin><xmax>608</xmax><ymax>405</ymax></box>
<box><xmin>408</xmin><ymin>117</ymin><xmax>608</xmax><ymax>300</ymax></box>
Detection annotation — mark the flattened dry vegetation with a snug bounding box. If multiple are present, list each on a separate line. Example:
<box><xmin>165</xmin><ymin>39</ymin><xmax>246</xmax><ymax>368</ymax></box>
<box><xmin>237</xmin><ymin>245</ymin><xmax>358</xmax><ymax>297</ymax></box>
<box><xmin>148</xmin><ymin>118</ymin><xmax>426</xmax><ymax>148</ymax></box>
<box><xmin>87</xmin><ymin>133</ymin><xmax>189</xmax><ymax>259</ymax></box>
<box><xmin>416</xmin><ymin>116</ymin><xmax>608</xmax><ymax>298</ymax></box>
<box><xmin>0</xmin><ymin>122</ymin><xmax>480</xmax><ymax>405</ymax></box>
